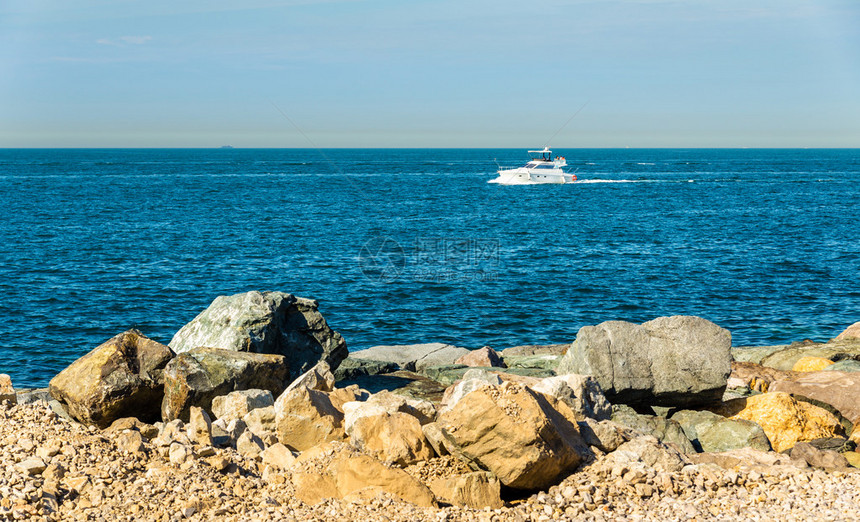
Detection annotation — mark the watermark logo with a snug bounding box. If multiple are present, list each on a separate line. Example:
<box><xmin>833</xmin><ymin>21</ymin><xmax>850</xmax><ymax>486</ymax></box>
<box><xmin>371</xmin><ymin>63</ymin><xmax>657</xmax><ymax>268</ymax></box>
<box><xmin>358</xmin><ymin>236</ymin><xmax>407</xmax><ymax>283</ymax></box>
<box><xmin>359</xmin><ymin>236</ymin><xmax>500</xmax><ymax>283</ymax></box>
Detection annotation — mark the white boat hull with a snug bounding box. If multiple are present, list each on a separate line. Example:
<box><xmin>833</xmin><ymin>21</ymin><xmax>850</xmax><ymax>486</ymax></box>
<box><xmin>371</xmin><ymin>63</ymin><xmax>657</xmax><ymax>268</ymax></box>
<box><xmin>490</xmin><ymin>167</ymin><xmax>576</xmax><ymax>185</ymax></box>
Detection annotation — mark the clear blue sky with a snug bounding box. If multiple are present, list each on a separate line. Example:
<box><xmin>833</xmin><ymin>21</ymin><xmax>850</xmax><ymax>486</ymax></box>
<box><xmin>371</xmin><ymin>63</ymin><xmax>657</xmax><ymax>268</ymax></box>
<box><xmin>1</xmin><ymin>0</ymin><xmax>858</xmax><ymax>147</ymax></box>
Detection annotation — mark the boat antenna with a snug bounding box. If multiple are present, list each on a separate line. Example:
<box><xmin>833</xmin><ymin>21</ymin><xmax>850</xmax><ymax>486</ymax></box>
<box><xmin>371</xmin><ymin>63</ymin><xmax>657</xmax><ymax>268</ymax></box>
<box><xmin>544</xmin><ymin>99</ymin><xmax>589</xmax><ymax>148</ymax></box>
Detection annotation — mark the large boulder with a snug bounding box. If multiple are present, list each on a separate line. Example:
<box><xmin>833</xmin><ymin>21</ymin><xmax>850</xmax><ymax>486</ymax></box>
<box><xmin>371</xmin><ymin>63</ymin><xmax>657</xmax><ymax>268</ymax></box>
<box><xmin>770</xmin><ymin>371</ymin><xmax>860</xmax><ymax>429</ymax></box>
<box><xmin>272</xmin><ymin>367</ymin><xmax>363</xmax><ymax>452</ymax></box>
<box><xmin>348</xmin><ymin>412</ymin><xmax>434</xmax><ymax>466</ymax></box>
<box><xmin>161</xmin><ymin>347</ymin><xmax>287</xmax><ymax>422</ymax></box>
<box><xmin>49</xmin><ymin>330</ymin><xmax>173</xmax><ymax>428</ymax></box>
<box><xmin>826</xmin><ymin>360</ymin><xmax>860</xmax><ymax>372</ymax></box>
<box><xmin>349</xmin><ymin>343</ymin><xmax>470</xmax><ymax>373</ymax></box>
<box><xmin>437</xmin><ymin>382</ymin><xmax>587</xmax><ymax>490</ymax></box>
<box><xmin>290</xmin><ymin>442</ymin><xmax>436</xmax><ymax>507</ymax></box>
<box><xmin>169</xmin><ymin>291</ymin><xmax>347</xmax><ymax>381</ymax></box>
<box><xmin>671</xmin><ymin>409</ymin><xmax>770</xmax><ymax>453</ymax></box>
<box><xmin>557</xmin><ymin>316</ymin><xmax>731</xmax><ymax>408</ymax></box>
<box><xmin>712</xmin><ymin>392</ymin><xmax>844</xmax><ymax>452</ymax></box>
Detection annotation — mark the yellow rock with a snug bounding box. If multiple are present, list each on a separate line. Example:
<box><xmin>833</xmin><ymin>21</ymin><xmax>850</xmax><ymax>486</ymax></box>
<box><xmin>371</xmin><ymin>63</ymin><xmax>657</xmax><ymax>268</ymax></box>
<box><xmin>791</xmin><ymin>356</ymin><xmax>834</xmax><ymax>372</ymax></box>
<box><xmin>844</xmin><ymin>451</ymin><xmax>860</xmax><ymax>468</ymax></box>
<box><xmin>715</xmin><ymin>392</ymin><xmax>843</xmax><ymax>453</ymax></box>
<box><xmin>291</xmin><ymin>442</ymin><xmax>436</xmax><ymax>507</ymax></box>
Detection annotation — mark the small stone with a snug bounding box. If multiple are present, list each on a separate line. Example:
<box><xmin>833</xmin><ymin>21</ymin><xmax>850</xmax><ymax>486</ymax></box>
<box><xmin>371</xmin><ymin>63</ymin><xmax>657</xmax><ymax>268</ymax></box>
<box><xmin>16</xmin><ymin>457</ymin><xmax>46</xmax><ymax>476</ymax></box>
<box><xmin>236</xmin><ymin>431</ymin><xmax>264</xmax><ymax>459</ymax></box>
<box><xmin>169</xmin><ymin>443</ymin><xmax>190</xmax><ymax>465</ymax></box>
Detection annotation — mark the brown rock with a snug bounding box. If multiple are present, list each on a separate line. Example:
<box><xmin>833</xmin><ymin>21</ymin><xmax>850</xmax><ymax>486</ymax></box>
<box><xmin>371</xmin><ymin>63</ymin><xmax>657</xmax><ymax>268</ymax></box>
<box><xmin>729</xmin><ymin>362</ymin><xmax>798</xmax><ymax>392</ymax></box>
<box><xmin>274</xmin><ymin>386</ymin><xmax>344</xmax><ymax>451</ymax></box>
<box><xmin>48</xmin><ymin>330</ymin><xmax>173</xmax><ymax>427</ymax></box>
<box><xmin>115</xmin><ymin>430</ymin><xmax>145</xmax><ymax>454</ymax></box>
<box><xmin>713</xmin><ymin>392</ymin><xmax>844</xmax><ymax>452</ymax></box>
<box><xmin>791</xmin><ymin>357</ymin><xmax>834</xmax><ymax>372</ymax></box>
<box><xmin>836</xmin><ymin>322</ymin><xmax>860</xmax><ymax>341</ymax></box>
<box><xmin>0</xmin><ymin>374</ymin><xmax>16</xmax><ymax>405</ymax></box>
<box><xmin>291</xmin><ymin>442</ymin><xmax>436</xmax><ymax>507</ymax></box>
<box><xmin>260</xmin><ymin>443</ymin><xmax>296</xmax><ymax>470</ymax></box>
<box><xmin>187</xmin><ymin>406</ymin><xmax>213</xmax><ymax>446</ymax></box>
<box><xmin>770</xmin><ymin>371</ymin><xmax>860</xmax><ymax>428</ymax></box>
<box><xmin>789</xmin><ymin>441</ymin><xmax>849</xmax><ymax>469</ymax></box>
<box><xmin>161</xmin><ymin>347</ymin><xmax>287</xmax><ymax>422</ymax></box>
<box><xmin>429</xmin><ymin>471</ymin><xmax>503</xmax><ymax>509</ymax></box>
<box><xmin>454</xmin><ymin>347</ymin><xmax>506</xmax><ymax>368</ymax></box>
<box><xmin>348</xmin><ymin>412</ymin><xmax>434</xmax><ymax>466</ymax></box>
<box><xmin>437</xmin><ymin>382</ymin><xmax>586</xmax><ymax>490</ymax></box>
<box><xmin>105</xmin><ymin>417</ymin><xmax>159</xmax><ymax>440</ymax></box>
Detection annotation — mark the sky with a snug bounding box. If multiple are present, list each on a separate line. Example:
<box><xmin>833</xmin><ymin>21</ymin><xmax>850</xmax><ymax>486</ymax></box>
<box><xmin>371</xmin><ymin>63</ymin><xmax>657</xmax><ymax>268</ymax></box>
<box><xmin>1</xmin><ymin>0</ymin><xmax>859</xmax><ymax>148</ymax></box>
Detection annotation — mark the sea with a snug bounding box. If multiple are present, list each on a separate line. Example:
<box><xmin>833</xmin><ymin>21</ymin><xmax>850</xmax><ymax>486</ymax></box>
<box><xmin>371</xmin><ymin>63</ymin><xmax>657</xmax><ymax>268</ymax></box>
<box><xmin>0</xmin><ymin>148</ymin><xmax>858</xmax><ymax>388</ymax></box>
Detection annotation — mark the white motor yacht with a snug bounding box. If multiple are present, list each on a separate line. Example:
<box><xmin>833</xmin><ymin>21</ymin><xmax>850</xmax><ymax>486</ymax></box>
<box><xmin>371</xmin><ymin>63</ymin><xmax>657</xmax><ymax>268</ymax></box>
<box><xmin>490</xmin><ymin>147</ymin><xmax>576</xmax><ymax>185</ymax></box>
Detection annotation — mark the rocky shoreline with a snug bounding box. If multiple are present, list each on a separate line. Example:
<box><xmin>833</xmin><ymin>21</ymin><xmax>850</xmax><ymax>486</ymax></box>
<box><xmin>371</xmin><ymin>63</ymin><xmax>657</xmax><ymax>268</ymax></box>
<box><xmin>2</xmin><ymin>290</ymin><xmax>860</xmax><ymax>520</ymax></box>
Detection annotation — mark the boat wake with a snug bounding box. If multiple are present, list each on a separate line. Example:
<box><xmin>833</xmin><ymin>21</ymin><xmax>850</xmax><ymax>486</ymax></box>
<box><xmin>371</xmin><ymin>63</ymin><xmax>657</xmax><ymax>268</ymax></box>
<box><xmin>489</xmin><ymin>178</ymin><xmax>694</xmax><ymax>185</ymax></box>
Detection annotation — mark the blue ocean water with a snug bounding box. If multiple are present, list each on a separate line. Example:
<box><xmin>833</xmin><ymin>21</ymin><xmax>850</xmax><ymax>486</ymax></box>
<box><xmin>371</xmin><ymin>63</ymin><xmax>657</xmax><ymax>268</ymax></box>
<box><xmin>0</xmin><ymin>148</ymin><xmax>858</xmax><ymax>388</ymax></box>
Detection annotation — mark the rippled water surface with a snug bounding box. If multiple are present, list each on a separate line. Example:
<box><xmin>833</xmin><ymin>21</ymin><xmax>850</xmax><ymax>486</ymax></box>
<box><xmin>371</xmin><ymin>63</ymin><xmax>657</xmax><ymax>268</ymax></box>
<box><xmin>1</xmin><ymin>148</ymin><xmax>858</xmax><ymax>387</ymax></box>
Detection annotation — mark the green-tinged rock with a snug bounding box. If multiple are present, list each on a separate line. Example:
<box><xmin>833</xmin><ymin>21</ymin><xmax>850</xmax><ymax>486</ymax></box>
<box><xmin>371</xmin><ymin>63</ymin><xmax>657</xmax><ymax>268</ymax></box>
<box><xmin>169</xmin><ymin>290</ymin><xmax>347</xmax><ymax>381</ymax></box>
<box><xmin>504</xmin><ymin>354</ymin><xmax>563</xmax><ymax>371</ymax></box>
<box><xmin>731</xmin><ymin>345</ymin><xmax>791</xmax><ymax>365</ymax></box>
<box><xmin>759</xmin><ymin>339</ymin><xmax>860</xmax><ymax>371</ymax></box>
<box><xmin>339</xmin><ymin>371</ymin><xmax>447</xmax><ymax>405</ymax></box>
<box><xmin>611</xmin><ymin>404</ymin><xmax>696</xmax><ymax>454</ymax></box>
<box><xmin>333</xmin><ymin>358</ymin><xmax>399</xmax><ymax>381</ymax></box>
<box><xmin>844</xmin><ymin>451</ymin><xmax>860</xmax><ymax>468</ymax></box>
<box><xmin>672</xmin><ymin>409</ymin><xmax>770</xmax><ymax>453</ymax></box>
<box><xmin>161</xmin><ymin>347</ymin><xmax>288</xmax><ymax>422</ymax></box>
<box><xmin>48</xmin><ymin>330</ymin><xmax>173</xmax><ymax>428</ymax></box>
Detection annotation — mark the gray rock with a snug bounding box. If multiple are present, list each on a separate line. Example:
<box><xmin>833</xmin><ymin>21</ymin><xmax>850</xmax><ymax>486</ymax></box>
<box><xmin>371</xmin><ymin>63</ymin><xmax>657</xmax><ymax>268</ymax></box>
<box><xmin>15</xmin><ymin>388</ymin><xmax>51</xmax><ymax>405</ymax></box>
<box><xmin>577</xmin><ymin>418</ymin><xmax>635</xmax><ymax>452</ymax></box>
<box><xmin>349</xmin><ymin>343</ymin><xmax>470</xmax><ymax>373</ymax></box>
<box><xmin>503</xmin><ymin>354</ymin><xmax>563</xmax><ymax>371</ymax></box>
<box><xmin>671</xmin><ymin>409</ymin><xmax>770</xmax><ymax>453</ymax></box>
<box><xmin>423</xmin><ymin>365</ymin><xmax>555</xmax><ymax>387</ymax></box>
<box><xmin>161</xmin><ymin>347</ymin><xmax>288</xmax><ymax>422</ymax></box>
<box><xmin>558</xmin><ymin>316</ymin><xmax>731</xmax><ymax>408</ymax></box>
<box><xmin>333</xmin><ymin>358</ymin><xmax>399</xmax><ymax>381</ymax></box>
<box><xmin>825</xmin><ymin>360</ymin><xmax>860</xmax><ymax>372</ymax></box>
<box><xmin>169</xmin><ymin>291</ymin><xmax>347</xmax><ymax>381</ymax></box>
<box><xmin>602</xmin><ymin>435</ymin><xmax>691</xmax><ymax>473</ymax></box>
<box><xmin>611</xmin><ymin>405</ymin><xmax>696</xmax><ymax>454</ymax></box>
<box><xmin>48</xmin><ymin>330</ymin><xmax>174</xmax><ymax>428</ymax></box>
<box><xmin>531</xmin><ymin>374</ymin><xmax>612</xmax><ymax>421</ymax></box>
<box><xmin>499</xmin><ymin>344</ymin><xmax>570</xmax><ymax>357</ymax></box>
